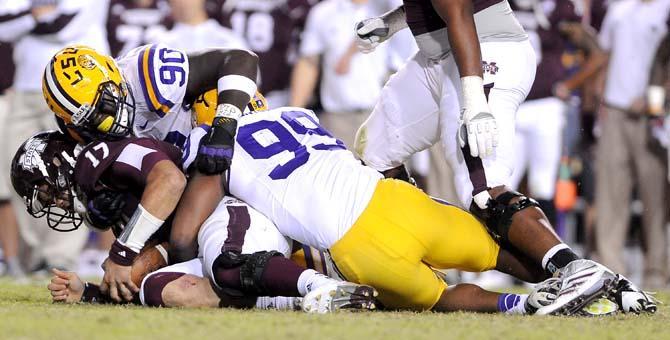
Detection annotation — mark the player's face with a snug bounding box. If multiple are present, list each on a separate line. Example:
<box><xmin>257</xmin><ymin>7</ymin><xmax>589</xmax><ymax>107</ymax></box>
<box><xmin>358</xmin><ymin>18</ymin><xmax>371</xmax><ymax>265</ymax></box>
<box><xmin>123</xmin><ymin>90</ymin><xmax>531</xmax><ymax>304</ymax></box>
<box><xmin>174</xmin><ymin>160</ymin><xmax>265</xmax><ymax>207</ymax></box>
<box><xmin>35</xmin><ymin>183</ymin><xmax>72</xmax><ymax>212</ymax></box>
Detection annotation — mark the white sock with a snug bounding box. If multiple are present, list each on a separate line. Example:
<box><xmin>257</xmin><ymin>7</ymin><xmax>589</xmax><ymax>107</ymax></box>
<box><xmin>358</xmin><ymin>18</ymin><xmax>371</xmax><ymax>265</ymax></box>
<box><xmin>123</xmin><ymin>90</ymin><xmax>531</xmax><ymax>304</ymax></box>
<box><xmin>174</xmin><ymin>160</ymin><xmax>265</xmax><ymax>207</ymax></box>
<box><xmin>541</xmin><ymin>243</ymin><xmax>570</xmax><ymax>270</ymax></box>
<box><xmin>504</xmin><ymin>294</ymin><xmax>529</xmax><ymax>315</ymax></box>
<box><xmin>296</xmin><ymin>269</ymin><xmax>335</xmax><ymax>296</ymax></box>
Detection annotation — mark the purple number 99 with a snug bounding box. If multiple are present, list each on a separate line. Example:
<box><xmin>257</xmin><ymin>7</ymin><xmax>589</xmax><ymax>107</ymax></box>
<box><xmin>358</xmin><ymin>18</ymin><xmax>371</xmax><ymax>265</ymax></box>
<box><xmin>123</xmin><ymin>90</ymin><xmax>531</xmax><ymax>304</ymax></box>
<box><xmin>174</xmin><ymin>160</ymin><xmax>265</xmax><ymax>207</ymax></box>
<box><xmin>237</xmin><ymin>111</ymin><xmax>345</xmax><ymax>179</ymax></box>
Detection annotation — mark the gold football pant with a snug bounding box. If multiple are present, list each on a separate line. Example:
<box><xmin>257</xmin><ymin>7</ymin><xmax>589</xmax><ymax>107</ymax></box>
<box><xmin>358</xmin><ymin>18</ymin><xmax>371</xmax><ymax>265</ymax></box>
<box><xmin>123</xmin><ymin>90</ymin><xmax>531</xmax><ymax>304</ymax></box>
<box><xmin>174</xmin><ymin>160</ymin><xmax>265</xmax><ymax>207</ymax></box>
<box><xmin>330</xmin><ymin>179</ymin><xmax>500</xmax><ymax>310</ymax></box>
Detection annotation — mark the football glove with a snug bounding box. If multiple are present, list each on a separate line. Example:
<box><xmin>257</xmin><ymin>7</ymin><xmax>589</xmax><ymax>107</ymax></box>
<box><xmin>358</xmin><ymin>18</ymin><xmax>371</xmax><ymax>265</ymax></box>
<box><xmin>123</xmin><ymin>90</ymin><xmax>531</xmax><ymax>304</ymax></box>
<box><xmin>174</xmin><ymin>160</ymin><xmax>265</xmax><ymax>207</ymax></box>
<box><xmin>86</xmin><ymin>190</ymin><xmax>125</xmax><ymax>228</ymax></box>
<box><xmin>458</xmin><ymin>76</ymin><xmax>498</xmax><ymax>158</ymax></box>
<box><xmin>196</xmin><ymin>116</ymin><xmax>236</xmax><ymax>175</ymax></box>
<box><xmin>355</xmin><ymin>18</ymin><xmax>390</xmax><ymax>54</ymax></box>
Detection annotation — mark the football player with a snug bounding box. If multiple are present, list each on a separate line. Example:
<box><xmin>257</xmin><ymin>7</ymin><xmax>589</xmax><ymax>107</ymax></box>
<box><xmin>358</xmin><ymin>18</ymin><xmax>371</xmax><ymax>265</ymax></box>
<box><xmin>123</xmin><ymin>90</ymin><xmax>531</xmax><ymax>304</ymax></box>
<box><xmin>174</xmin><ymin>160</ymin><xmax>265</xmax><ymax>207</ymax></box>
<box><xmin>41</xmin><ymin>43</ymin><xmax>259</xmax><ymax>269</ymax></box>
<box><xmin>182</xmin><ymin>94</ymin><xmax>654</xmax><ymax>315</ymax></box>
<box><xmin>12</xmin><ymin>131</ymin><xmax>375</xmax><ymax>311</ymax></box>
<box><xmin>350</xmin><ymin>0</ymin><xmax>640</xmax><ymax>313</ymax></box>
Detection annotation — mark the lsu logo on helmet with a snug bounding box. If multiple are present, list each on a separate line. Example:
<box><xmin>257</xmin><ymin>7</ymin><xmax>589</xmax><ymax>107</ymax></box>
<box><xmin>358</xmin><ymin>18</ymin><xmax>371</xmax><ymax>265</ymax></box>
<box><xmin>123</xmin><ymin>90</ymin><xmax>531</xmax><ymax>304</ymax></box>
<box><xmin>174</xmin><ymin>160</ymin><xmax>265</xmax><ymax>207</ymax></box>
<box><xmin>42</xmin><ymin>45</ymin><xmax>136</xmax><ymax>142</ymax></box>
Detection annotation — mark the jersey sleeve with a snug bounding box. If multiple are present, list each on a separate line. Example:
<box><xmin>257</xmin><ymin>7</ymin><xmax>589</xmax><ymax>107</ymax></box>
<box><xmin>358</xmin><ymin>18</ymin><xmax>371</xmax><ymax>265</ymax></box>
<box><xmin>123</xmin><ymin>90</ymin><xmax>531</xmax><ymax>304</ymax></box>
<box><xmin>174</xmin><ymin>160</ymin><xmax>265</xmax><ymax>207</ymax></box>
<box><xmin>134</xmin><ymin>43</ymin><xmax>190</xmax><ymax>116</ymax></box>
<box><xmin>109</xmin><ymin>138</ymin><xmax>183</xmax><ymax>190</ymax></box>
<box><xmin>298</xmin><ymin>4</ymin><xmax>326</xmax><ymax>57</ymax></box>
<box><xmin>74</xmin><ymin>138</ymin><xmax>182</xmax><ymax>195</ymax></box>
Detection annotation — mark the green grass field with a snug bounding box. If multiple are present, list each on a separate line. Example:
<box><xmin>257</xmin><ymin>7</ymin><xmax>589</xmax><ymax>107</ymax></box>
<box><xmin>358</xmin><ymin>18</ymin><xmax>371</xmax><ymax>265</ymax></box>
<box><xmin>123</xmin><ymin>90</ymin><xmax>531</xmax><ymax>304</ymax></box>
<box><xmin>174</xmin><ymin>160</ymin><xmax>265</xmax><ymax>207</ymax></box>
<box><xmin>1</xmin><ymin>278</ymin><xmax>669</xmax><ymax>340</ymax></box>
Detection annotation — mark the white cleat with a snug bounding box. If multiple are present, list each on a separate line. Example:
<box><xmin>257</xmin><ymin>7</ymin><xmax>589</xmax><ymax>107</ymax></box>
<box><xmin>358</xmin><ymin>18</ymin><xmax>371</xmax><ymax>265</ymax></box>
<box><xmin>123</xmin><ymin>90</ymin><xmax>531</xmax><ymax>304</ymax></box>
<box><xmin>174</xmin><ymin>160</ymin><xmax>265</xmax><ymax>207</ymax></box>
<box><xmin>612</xmin><ymin>274</ymin><xmax>658</xmax><ymax>314</ymax></box>
<box><xmin>301</xmin><ymin>282</ymin><xmax>378</xmax><ymax>314</ymax></box>
<box><xmin>535</xmin><ymin>260</ymin><xmax>619</xmax><ymax>316</ymax></box>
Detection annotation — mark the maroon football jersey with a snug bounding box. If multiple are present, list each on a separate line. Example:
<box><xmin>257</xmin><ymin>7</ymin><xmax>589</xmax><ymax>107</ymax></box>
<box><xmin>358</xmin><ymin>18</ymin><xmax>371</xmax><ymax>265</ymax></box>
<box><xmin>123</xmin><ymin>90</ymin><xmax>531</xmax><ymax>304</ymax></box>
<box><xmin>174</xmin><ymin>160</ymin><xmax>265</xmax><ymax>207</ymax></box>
<box><xmin>0</xmin><ymin>43</ymin><xmax>14</xmax><ymax>95</ymax></box>
<box><xmin>208</xmin><ymin>0</ymin><xmax>315</xmax><ymax>94</ymax></box>
<box><xmin>404</xmin><ymin>0</ymin><xmax>503</xmax><ymax>35</ymax></box>
<box><xmin>74</xmin><ymin>138</ymin><xmax>182</xmax><ymax>237</ymax></box>
<box><xmin>517</xmin><ymin>0</ymin><xmax>581</xmax><ymax>100</ymax></box>
<box><xmin>107</xmin><ymin>0</ymin><xmax>170</xmax><ymax>57</ymax></box>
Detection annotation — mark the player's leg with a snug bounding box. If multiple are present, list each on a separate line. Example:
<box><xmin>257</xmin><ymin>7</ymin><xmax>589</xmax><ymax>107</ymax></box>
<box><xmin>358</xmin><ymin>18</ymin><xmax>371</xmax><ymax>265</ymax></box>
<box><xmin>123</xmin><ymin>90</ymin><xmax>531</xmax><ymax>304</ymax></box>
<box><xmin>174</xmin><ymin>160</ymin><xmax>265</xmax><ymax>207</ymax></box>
<box><xmin>509</xmin><ymin>100</ymin><xmax>531</xmax><ymax>192</ymax></box>
<box><xmin>140</xmin><ymin>258</ymin><xmax>225</xmax><ymax>308</ymax></box>
<box><xmin>200</xmin><ymin>199</ymin><xmax>376</xmax><ymax>312</ymax></box>
<box><xmin>354</xmin><ymin>52</ymin><xmax>441</xmax><ymax>171</ymax></box>
<box><xmin>442</xmin><ymin>41</ymin><xmax>578</xmax><ymax>274</ymax></box>
<box><xmin>329</xmin><ymin>179</ymin><xmax>549</xmax><ymax>313</ymax></box>
<box><xmin>525</xmin><ymin>97</ymin><xmax>565</xmax><ymax>225</ymax></box>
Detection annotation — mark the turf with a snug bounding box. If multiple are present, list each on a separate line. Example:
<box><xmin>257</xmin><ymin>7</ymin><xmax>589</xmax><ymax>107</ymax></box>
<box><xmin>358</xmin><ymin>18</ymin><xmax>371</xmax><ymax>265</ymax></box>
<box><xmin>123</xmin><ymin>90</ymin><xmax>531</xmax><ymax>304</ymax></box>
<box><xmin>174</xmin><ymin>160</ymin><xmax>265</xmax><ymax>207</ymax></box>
<box><xmin>1</xmin><ymin>278</ymin><xmax>668</xmax><ymax>340</ymax></box>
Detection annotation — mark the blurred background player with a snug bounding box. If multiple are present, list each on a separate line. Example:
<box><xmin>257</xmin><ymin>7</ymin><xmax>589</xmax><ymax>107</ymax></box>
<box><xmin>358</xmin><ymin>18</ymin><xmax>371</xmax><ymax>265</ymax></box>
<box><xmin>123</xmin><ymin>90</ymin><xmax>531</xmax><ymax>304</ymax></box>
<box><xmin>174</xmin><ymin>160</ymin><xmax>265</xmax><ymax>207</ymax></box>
<box><xmin>154</xmin><ymin>0</ymin><xmax>248</xmax><ymax>52</ymax></box>
<box><xmin>208</xmin><ymin>0</ymin><xmax>315</xmax><ymax>107</ymax></box>
<box><xmin>0</xmin><ymin>0</ymin><xmax>110</xmax><ymax>273</ymax></box>
<box><xmin>0</xmin><ymin>38</ymin><xmax>24</xmax><ymax>279</ymax></box>
<box><xmin>289</xmin><ymin>0</ymin><xmax>390</xmax><ymax>150</ymax></box>
<box><xmin>510</xmin><ymin>0</ymin><xmax>606</xmax><ymax>226</ymax></box>
<box><xmin>594</xmin><ymin>0</ymin><xmax>670</xmax><ymax>289</ymax></box>
<box><xmin>107</xmin><ymin>0</ymin><xmax>170</xmax><ymax>58</ymax></box>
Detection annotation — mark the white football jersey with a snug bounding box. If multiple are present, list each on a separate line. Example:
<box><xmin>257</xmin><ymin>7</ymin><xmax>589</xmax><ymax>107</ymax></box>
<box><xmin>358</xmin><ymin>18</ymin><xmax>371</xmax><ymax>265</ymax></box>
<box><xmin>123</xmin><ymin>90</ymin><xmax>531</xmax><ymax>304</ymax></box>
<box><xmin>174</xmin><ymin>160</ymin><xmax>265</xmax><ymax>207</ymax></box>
<box><xmin>226</xmin><ymin>107</ymin><xmax>383</xmax><ymax>250</ymax></box>
<box><xmin>116</xmin><ymin>43</ymin><xmax>193</xmax><ymax>148</ymax></box>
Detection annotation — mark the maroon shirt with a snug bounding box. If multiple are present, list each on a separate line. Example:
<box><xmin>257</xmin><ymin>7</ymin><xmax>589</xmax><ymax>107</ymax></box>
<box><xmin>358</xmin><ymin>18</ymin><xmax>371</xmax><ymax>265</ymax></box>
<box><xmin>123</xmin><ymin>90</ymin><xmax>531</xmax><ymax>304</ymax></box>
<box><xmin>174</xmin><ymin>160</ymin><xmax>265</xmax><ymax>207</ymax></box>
<box><xmin>514</xmin><ymin>0</ymin><xmax>581</xmax><ymax>100</ymax></box>
<box><xmin>0</xmin><ymin>43</ymin><xmax>14</xmax><ymax>95</ymax></box>
<box><xmin>107</xmin><ymin>0</ymin><xmax>170</xmax><ymax>57</ymax></box>
<box><xmin>74</xmin><ymin>138</ymin><xmax>182</xmax><ymax>237</ymax></box>
<box><xmin>208</xmin><ymin>0</ymin><xmax>314</xmax><ymax>94</ymax></box>
<box><xmin>404</xmin><ymin>0</ymin><xmax>503</xmax><ymax>36</ymax></box>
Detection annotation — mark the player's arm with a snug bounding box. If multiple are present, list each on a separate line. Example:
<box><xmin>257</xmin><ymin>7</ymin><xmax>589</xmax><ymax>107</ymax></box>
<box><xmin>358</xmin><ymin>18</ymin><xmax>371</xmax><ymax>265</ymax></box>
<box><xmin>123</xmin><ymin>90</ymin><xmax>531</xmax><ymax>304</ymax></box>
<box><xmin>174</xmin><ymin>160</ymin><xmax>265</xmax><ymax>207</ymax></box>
<box><xmin>289</xmin><ymin>54</ymin><xmax>320</xmax><ymax>107</ymax></box>
<box><xmin>185</xmin><ymin>49</ymin><xmax>259</xmax><ymax>175</ymax></box>
<box><xmin>355</xmin><ymin>5</ymin><xmax>408</xmax><ymax>53</ymax></box>
<box><xmin>432</xmin><ymin>0</ymin><xmax>496</xmax><ymax>160</ymax></box>
<box><xmin>100</xmin><ymin>141</ymin><xmax>187</xmax><ymax>302</ymax></box>
<box><xmin>647</xmin><ymin>34</ymin><xmax>670</xmax><ymax>115</ymax></box>
<box><xmin>554</xmin><ymin>22</ymin><xmax>608</xmax><ymax>99</ymax></box>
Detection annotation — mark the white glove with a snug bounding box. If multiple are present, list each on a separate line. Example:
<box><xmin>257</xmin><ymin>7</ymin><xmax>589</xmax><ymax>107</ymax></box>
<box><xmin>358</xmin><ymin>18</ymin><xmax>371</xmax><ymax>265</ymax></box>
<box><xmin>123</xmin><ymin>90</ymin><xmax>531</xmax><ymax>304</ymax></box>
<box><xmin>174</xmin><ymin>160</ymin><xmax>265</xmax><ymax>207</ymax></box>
<box><xmin>355</xmin><ymin>17</ymin><xmax>390</xmax><ymax>54</ymax></box>
<box><xmin>458</xmin><ymin>76</ymin><xmax>498</xmax><ymax>158</ymax></box>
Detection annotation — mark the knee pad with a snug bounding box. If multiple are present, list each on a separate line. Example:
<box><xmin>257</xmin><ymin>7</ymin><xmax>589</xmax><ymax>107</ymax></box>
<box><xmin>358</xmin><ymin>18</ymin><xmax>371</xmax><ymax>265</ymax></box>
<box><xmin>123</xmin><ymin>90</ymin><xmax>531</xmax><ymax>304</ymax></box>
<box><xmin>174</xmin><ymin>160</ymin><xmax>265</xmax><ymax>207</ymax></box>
<box><xmin>469</xmin><ymin>190</ymin><xmax>539</xmax><ymax>243</ymax></box>
<box><xmin>213</xmin><ymin>250</ymin><xmax>283</xmax><ymax>296</ymax></box>
<box><xmin>142</xmin><ymin>272</ymin><xmax>185</xmax><ymax>307</ymax></box>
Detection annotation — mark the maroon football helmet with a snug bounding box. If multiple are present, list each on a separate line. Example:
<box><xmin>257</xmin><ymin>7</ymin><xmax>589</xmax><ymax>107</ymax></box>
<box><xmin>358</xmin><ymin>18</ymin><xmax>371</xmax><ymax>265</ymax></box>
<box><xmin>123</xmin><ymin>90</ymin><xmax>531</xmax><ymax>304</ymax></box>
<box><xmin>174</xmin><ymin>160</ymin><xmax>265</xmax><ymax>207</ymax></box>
<box><xmin>10</xmin><ymin>131</ymin><xmax>83</xmax><ymax>231</ymax></box>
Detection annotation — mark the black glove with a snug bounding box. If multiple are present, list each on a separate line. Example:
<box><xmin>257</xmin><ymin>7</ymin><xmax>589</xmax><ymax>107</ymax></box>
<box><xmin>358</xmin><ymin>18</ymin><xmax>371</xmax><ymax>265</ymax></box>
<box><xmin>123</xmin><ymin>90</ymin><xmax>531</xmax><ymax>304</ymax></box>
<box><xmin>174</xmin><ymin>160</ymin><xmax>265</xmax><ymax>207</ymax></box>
<box><xmin>86</xmin><ymin>191</ymin><xmax>126</xmax><ymax>227</ymax></box>
<box><xmin>195</xmin><ymin>116</ymin><xmax>237</xmax><ymax>175</ymax></box>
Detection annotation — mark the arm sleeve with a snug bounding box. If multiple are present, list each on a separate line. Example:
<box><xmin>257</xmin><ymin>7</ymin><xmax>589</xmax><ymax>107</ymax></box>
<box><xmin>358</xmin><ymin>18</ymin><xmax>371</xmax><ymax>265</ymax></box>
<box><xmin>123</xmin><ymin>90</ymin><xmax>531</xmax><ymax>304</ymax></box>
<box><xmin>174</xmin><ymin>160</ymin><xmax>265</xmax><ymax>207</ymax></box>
<box><xmin>0</xmin><ymin>0</ymin><xmax>33</xmax><ymax>42</ymax></box>
<box><xmin>298</xmin><ymin>5</ymin><xmax>325</xmax><ymax>57</ymax></box>
<box><xmin>598</xmin><ymin>5</ymin><xmax>617</xmax><ymax>52</ymax></box>
<box><xmin>109</xmin><ymin>139</ymin><xmax>182</xmax><ymax>190</ymax></box>
<box><xmin>134</xmin><ymin>43</ymin><xmax>189</xmax><ymax>116</ymax></box>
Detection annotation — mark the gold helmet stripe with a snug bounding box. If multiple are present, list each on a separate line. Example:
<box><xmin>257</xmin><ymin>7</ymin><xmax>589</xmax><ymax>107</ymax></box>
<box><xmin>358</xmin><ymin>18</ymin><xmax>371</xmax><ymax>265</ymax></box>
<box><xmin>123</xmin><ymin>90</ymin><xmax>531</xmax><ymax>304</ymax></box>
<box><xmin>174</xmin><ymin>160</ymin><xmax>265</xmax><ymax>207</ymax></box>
<box><xmin>44</xmin><ymin>60</ymin><xmax>82</xmax><ymax>115</ymax></box>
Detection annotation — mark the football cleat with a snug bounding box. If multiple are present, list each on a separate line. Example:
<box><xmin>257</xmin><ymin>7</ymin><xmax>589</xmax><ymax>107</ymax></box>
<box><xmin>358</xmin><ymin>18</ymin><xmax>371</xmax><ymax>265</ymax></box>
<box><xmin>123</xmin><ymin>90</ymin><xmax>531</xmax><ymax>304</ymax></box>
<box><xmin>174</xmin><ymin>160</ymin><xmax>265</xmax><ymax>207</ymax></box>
<box><xmin>580</xmin><ymin>298</ymin><xmax>619</xmax><ymax>316</ymax></box>
<box><xmin>535</xmin><ymin>260</ymin><xmax>619</xmax><ymax>316</ymax></box>
<box><xmin>301</xmin><ymin>282</ymin><xmax>378</xmax><ymax>314</ymax></box>
<box><xmin>611</xmin><ymin>274</ymin><xmax>658</xmax><ymax>314</ymax></box>
<box><xmin>525</xmin><ymin>277</ymin><xmax>560</xmax><ymax>314</ymax></box>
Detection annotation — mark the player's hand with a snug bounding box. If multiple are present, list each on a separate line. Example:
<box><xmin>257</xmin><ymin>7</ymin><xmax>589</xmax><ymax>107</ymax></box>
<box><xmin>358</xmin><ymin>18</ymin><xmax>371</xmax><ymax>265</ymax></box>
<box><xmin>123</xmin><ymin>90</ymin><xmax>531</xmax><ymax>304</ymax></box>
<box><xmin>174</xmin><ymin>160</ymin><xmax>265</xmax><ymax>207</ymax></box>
<box><xmin>195</xmin><ymin>117</ymin><xmax>237</xmax><ymax>175</ymax></box>
<box><xmin>458</xmin><ymin>106</ymin><xmax>498</xmax><ymax>159</ymax></box>
<box><xmin>100</xmin><ymin>258</ymin><xmax>139</xmax><ymax>302</ymax></box>
<box><xmin>48</xmin><ymin>268</ymin><xmax>85</xmax><ymax>304</ymax></box>
<box><xmin>355</xmin><ymin>17</ymin><xmax>390</xmax><ymax>54</ymax></box>
<box><xmin>87</xmin><ymin>190</ymin><xmax>125</xmax><ymax>227</ymax></box>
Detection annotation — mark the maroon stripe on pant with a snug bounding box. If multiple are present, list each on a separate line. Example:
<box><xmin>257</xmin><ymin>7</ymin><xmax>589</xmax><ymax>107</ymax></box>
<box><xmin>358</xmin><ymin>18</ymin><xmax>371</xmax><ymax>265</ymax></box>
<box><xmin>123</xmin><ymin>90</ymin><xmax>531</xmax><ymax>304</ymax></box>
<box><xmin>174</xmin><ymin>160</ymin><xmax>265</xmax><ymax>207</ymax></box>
<box><xmin>460</xmin><ymin>82</ymin><xmax>494</xmax><ymax>197</ymax></box>
<box><xmin>143</xmin><ymin>272</ymin><xmax>185</xmax><ymax>307</ymax></box>
<box><xmin>222</xmin><ymin>206</ymin><xmax>251</xmax><ymax>253</ymax></box>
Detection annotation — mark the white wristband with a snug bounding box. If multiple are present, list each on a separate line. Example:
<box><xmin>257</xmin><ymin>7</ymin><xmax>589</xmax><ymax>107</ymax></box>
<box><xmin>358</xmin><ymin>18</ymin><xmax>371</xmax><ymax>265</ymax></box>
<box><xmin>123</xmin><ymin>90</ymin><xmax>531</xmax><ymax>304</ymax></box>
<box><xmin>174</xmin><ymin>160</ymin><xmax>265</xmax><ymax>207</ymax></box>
<box><xmin>215</xmin><ymin>103</ymin><xmax>242</xmax><ymax>119</ymax></box>
<box><xmin>461</xmin><ymin>76</ymin><xmax>488</xmax><ymax>109</ymax></box>
<box><xmin>118</xmin><ymin>204</ymin><xmax>164</xmax><ymax>253</ymax></box>
<box><xmin>217</xmin><ymin>74</ymin><xmax>257</xmax><ymax>99</ymax></box>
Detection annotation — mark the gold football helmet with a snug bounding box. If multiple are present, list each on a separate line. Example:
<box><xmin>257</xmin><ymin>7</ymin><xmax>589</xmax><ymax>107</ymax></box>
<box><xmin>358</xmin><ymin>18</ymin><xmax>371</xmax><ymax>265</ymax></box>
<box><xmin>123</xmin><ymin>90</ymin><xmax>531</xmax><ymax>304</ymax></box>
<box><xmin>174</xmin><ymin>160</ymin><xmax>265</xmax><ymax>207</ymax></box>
<box><xmin>42</xmin><ymin>45</ymin><xmax>135</xmax><ymax>142</ymax></box>
<box><xmin>192</xmin><ymin>89</ymin><xmax>268</xmax><ymax>126</ymax></box>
